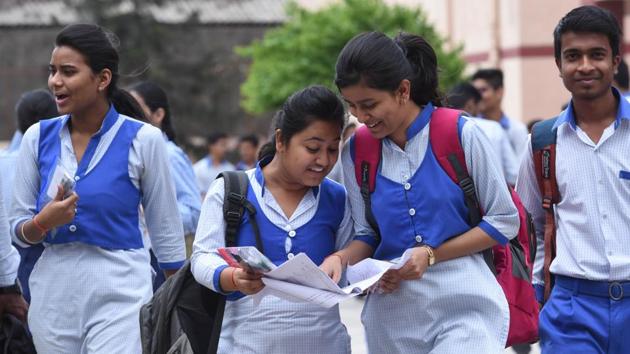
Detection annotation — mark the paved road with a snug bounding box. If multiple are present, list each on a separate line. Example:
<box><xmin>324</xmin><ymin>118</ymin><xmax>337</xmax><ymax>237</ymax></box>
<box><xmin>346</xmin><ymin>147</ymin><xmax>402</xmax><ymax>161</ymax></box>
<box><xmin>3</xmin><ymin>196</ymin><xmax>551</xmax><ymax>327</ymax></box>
<box><xmin>339</xmin><ymin>297</ymin><xmax>541</xmax><ymax>354</ymax></box>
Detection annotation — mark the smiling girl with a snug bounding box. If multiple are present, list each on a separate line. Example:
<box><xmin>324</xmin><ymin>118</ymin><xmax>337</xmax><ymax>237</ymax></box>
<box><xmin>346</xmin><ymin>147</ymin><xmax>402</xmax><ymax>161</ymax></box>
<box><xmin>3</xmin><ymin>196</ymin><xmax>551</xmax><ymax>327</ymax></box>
<box><xmin>320</xmin><ymin>32</ymin><xmax>520</xmax><ymax>353</ymax></box>
<box><xmin>191</xmin><ymin>85</ymin><xmax>352</xmax><ymax>354</ymax></box>
<box><xmin>10</xmin><ymin>24</ymin><xmax>185</xmax><ymax>353</ymax></box>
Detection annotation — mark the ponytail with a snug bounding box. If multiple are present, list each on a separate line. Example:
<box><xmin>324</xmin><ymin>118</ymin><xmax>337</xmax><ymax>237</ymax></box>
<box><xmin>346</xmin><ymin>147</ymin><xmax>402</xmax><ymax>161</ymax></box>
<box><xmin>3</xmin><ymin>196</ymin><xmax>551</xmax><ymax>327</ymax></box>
<box><xmin>335</xmin><ymin>31</ymin><xmax>443</xmax><ymax>107</ymax></box>
<box><xmin>111</xmin><ymin>88</ymin><xmax>148</xmax><ymax>122</ymax></box>
<box><xmin>394</xmin><ymin>33</ymin><xmax>443</xmax><ymax>106</ymax></box>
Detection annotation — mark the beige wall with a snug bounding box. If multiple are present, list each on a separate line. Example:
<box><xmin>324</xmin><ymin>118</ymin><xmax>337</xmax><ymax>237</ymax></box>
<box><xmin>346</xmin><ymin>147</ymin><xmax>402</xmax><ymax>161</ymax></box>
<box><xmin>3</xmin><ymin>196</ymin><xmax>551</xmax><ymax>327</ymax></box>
<box><xmin>302</xmin><ymin>0</ymin><xmax>624</xmax><ymax>123</ymax></box>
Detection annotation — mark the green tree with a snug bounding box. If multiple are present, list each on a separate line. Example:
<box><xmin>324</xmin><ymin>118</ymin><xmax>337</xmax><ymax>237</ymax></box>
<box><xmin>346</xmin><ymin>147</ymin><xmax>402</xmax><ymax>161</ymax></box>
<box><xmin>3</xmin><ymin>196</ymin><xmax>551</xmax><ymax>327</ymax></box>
<box><xmin>238</xmin><ymin>0</ymin><xmax>466</xmax><ymax>114</ymax></box>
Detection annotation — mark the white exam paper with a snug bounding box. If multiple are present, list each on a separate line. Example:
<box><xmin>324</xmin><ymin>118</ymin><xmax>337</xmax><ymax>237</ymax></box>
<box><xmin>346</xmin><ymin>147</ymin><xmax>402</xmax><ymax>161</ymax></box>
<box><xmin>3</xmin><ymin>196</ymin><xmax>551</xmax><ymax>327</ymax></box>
<box><xmin>253</xmin><ymin>249</ymin><xmax>415</xmax><ymax>308</ymax></box>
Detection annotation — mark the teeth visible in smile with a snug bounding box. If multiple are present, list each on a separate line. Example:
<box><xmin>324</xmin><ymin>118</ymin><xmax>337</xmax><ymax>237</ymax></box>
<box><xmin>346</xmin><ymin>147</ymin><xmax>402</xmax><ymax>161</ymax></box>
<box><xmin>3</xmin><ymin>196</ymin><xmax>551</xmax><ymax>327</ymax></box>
<box><xmin>309</xmin><ymin>167</ymin><xmax>324</xmax><ymax>172</ymax></box>
<box><xmin>368</xmin><ymin>122</ymin><xmax>378</xmax><ymax>128</ymax></box>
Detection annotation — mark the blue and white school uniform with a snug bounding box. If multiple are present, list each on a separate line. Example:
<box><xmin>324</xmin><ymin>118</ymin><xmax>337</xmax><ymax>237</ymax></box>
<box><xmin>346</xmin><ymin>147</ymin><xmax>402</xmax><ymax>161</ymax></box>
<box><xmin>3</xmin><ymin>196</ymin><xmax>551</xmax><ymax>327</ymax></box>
<box><xmin>10</xmin><ymin>105</ymin><xmax>186</xmax><ymax>354</ymax></box>
<box><xmin>342</xmin><ymin>104</ymin><xmax>519</xmax><ymax>354</ymax></box>
<box><xmin>517</xmin><ymin>89</ymin><xmax>630</xmax><ymax>353</ymax></box>
<box><xmin>191</xmin><ymin>163</ymin><xmax>353</xmax><ymax>354</ymax></box>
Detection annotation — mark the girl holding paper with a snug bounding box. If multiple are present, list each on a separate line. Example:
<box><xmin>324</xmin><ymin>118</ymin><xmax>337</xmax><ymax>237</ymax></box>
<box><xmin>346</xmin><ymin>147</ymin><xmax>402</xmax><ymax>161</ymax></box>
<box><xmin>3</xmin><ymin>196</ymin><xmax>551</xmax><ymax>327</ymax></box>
<box><xmin>9</xmin><ymin>24</ymin><xmax>186</xmax><ymax>353</ymax></box>
<box><xmin>320</xmin><ymin>32</ymin><xmax>520</xmax><ymax>353</ymax></box>
<box><xmin>191</xmin><ymin>85</ymin><xmax>352</xmax><ymax>354</ymax></box>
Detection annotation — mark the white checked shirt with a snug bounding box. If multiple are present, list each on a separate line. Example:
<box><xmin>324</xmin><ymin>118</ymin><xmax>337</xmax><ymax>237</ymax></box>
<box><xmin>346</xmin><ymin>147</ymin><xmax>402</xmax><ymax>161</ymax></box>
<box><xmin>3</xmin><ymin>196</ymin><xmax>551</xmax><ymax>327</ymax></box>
<box><xmin>517</xmin><ymin>93</ymin><xmax>630</xmax><ymax>290</ymax></box>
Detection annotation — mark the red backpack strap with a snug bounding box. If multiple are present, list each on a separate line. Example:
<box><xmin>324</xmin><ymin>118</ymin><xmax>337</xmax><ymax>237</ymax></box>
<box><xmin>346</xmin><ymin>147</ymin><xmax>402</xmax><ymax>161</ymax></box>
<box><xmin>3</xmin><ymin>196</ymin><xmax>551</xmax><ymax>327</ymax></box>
<box><xmin>353</xmin><ymin>125</ymin><xmax>382</xmax><ymax>243</ymax></box>
<box><xmin>531</xmin><ymin>118</ymin><xmax>560</xmax><ymax>302</ymax></box>
<box><xmin>429</xmin><ymin>108</ymin><xmax>483</xmax><ymax>224</ymax></box>
<box><xmin>429</xmin><ymin>108</ymin><xmax>493</xmax><ymax>272</ymax></box>
<box><xmin>353</xmin><ymin>125</ymin><xmax>381</xmax><ymax>192</ymax></box>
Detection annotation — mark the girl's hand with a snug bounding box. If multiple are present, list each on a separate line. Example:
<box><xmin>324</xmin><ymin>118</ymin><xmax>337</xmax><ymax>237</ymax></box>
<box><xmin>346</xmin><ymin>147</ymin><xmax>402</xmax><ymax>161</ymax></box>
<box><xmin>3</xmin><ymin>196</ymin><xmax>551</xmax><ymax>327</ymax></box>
<box><xmin>232</xmin><ymin>268</ymin><xmax>265</xmax><ymax>295</ymax></box>
<box><xmin>377</xmin><ymin>269</ymin><xmax>403</xmax><ymax>293</ymax></box>
<box><xmin>397</xmin><ymin>247</ymin><xmax>430</xmax><ymax>280</ymax></box>
<box><xmin>37</xmin><ymin>185</ymin><xmax>79</xmax><ymax>229</ymax></box>
<box><xmin>320</xmin><ymin>253</ymin><xmax>344</xmax><ymax>283</ymax></box>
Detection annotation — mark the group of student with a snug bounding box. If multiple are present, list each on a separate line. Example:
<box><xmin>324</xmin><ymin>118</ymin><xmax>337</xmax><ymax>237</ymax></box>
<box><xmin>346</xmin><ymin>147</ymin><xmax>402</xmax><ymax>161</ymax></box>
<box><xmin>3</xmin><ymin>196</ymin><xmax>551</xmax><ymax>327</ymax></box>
<box><xmin>0</xmin><ymin>4</ymin><xmax>628</xmax><ymax>354</ymax></box>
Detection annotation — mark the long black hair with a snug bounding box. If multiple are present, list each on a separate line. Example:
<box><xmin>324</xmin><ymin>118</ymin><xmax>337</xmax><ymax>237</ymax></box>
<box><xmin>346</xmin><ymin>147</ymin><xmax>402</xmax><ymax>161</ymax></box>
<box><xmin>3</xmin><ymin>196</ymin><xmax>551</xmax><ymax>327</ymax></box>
<box><xmin>258</xmin><ymin>85</ymin><xmax>346</xmax><ymax>161</ymax></box>
<box><xmin>130</xmin><ymin>81</ymin><xmax>177</xmax><ymax>142</ymax></box>
<box><xmin>335</xmin><ymin>31</ymin><xmax>442</xmax><ymax>107</ymax></box>
<box><xmin>55</xmin><ymin>24</ymin><xmax>146</xmax><ymax>121</ymax></box>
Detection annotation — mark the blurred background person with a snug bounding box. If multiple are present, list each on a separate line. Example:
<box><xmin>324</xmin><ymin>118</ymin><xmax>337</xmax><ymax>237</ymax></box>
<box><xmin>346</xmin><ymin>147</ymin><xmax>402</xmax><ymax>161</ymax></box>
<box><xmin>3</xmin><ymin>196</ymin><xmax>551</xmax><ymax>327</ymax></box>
<box><xmin>235</xmin><ymin>134</ymin><xmax>259</xmax><ymax>171</ymax></box>
<box><xmin>472</xmin><ymin>68</ymin><xmax>529</xmax><ymax>158</ymax></box>
<box><xmin>193</xmin><ymin>132</ymin><xmax>235</xmax><ymax>199</ymax></box>
<box><xmin>447</xmin><ymin>82</ymin><xmax>519</xmax><ymax>186</ymax></box>
<box><xmin>0</xmin><ymin>89</ymin><xmax>57</xmax><ymax>303</ymax></box>
<box><xmin>130</xmin><ymin>81</ymin><xmax>201</xmax><ymax>289</ymax></box>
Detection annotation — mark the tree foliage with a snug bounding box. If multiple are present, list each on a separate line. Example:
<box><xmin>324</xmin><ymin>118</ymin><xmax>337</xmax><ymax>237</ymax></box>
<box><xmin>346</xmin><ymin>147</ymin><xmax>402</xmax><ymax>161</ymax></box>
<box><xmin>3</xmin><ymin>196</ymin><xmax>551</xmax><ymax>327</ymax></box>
<box><xmin>238</xmin><ymin>0</ymin><xmax>466</xmax><ymax>114</ymax></box>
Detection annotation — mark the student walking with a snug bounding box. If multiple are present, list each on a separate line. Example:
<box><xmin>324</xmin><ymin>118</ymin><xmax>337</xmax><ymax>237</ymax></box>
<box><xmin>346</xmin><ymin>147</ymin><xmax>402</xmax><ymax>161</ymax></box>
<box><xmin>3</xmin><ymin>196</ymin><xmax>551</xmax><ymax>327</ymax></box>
<box><xmin>517</xmin><ymin>6</ymin><xmax>630</xmax><ymax>353</ymax></box>
<box><xmin>191</xmin><ymin>85</ymin><xmax>352</xmax><ymax>354</ymax></box>
<box><xmin>9</xmin><ymin>24</ymin><xmax>185</xmax><ymax>353</ymax></box>
<box><xmin>321</xmin><ymin>32</ymin><xmax>519</xmax><ymax>354</ymax></box>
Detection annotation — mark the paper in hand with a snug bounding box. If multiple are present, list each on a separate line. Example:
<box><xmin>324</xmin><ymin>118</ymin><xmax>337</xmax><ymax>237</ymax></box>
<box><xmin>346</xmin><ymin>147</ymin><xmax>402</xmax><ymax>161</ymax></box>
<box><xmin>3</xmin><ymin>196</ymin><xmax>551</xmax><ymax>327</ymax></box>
<box><xmin>46</xmin><ymin>163</ymin><xmax>76</xmax><ymax>200</ymax></box>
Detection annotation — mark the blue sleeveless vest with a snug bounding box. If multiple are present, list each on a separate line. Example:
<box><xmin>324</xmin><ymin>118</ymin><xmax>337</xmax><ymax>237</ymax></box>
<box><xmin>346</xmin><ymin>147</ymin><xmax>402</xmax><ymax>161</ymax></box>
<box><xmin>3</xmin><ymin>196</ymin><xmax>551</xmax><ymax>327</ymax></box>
<box><xmin>236</xmin><ymin>176</ymin><xmax>345</xmax><ymax>267</ymax></box>
<box><xmin>369</xmin><ymin>116</ymin><xmax>473</xmax><ymax>261</ymax></box>
<box><xmin>36</xmin><ymin>106</ymin><xmax>144</xmax><ymax>250</ymax></box>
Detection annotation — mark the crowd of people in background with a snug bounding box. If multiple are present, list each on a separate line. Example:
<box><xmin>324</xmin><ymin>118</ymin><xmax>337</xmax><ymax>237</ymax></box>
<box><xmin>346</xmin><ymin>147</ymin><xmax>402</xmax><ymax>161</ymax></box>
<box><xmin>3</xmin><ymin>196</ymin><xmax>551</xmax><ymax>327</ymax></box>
<box><xmin>0</xmin><ymin>4</ymin><xmax>629</xmax><ymax>354</ymax></box>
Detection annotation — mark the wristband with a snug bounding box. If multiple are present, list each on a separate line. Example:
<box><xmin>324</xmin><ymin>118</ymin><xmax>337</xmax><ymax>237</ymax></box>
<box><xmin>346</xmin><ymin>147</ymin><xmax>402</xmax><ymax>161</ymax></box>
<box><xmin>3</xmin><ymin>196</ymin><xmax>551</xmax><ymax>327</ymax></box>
<box><xmin>32</xmin><ymin>215</ymin><xmax>49</xmax><ymax>235</ymax></box>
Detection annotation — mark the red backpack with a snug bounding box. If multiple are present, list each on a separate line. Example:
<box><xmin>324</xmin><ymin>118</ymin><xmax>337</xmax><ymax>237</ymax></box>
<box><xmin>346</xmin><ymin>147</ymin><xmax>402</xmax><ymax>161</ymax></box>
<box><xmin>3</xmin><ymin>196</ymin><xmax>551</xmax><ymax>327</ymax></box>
<box><xmin>353</xmin><ymin>107</ymin><xmax>539</xmax><ymax>347</ymax></box>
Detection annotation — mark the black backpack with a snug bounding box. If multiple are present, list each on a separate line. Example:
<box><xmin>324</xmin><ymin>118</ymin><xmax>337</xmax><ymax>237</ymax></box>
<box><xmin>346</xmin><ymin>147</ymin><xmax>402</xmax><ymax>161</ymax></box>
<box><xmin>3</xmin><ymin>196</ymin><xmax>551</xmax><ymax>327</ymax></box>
<box><xmin>140</xmin><ymin>171</ymin><xmax>263</xmax><ymax>354</ymax></box>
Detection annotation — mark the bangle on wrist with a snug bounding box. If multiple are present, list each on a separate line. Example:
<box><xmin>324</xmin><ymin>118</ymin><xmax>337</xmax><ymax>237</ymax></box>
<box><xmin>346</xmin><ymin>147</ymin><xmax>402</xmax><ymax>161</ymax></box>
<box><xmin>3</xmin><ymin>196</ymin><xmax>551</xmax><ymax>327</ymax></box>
<box><xmin>32</xmin><ymin>215</ymin><xmax>49</xmax><ymax>235</ymax></box>
<box><xmin>20</xmin><ymin>220</ymin><xmax>39</xmax><ymax>245</ymax></box>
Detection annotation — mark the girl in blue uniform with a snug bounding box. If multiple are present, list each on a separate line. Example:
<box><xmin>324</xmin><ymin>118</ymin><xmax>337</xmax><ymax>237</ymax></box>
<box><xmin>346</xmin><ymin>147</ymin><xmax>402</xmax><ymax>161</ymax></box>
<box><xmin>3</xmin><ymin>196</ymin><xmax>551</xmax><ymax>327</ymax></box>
<box><xmin>320</xmin><ymin>32</ymin><xmax>520</xmax><ymax>353</ymax></box>
<box><xmin>9</xmin><ymin>24</ymin><xmax>186</xmax><ymax>353</ymax></box>
<box><xmin>191</xmin><ymin>85</ymin><xmax>352</xmax><ymax>354</ymax></box>
<box><xmin>130</xmin><ymin>81</ymin><xmax>201</xmax><ymax>289</ymax></box>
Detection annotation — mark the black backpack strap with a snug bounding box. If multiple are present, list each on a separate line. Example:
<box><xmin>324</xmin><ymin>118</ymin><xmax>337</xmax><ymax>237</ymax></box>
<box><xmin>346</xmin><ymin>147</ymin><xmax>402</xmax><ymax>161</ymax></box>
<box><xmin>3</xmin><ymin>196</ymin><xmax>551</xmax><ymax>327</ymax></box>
<box><xmin>219</xmin><ymin>171</ymin><xmax>264</xmax><ymax>252</ymax></box>
<box><xmin>446</xmin><ymin>154</ymin><xmax>496</xmax><ymax>275</ymax></box>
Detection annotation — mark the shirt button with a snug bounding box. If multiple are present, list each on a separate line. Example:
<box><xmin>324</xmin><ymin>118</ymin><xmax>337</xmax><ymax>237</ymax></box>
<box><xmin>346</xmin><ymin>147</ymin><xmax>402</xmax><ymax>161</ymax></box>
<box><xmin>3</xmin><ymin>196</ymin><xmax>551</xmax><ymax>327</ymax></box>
<box><xmin>284</xmin><ymin>225</ymin><xmax>291</xmax><ymax>231</ymax></box>
<box><xmin>602</xmin><ymin>214</ymin><xmax>608</xmax><ymax>219</ymax></box>
<box><xmin>598</xmin><ymin>179</ymin><xmax>603</xmax><ymax>185</ymax></box>
<box><xmin>415</xmin><ymin>235</ymin><xmax>423</xmax><ymax>243</ymax></box>
<box><xmin>404</xmin><ymin>183</ymin><xmax>411</xmax><ymax>191</ymax></box>
<box><xmin>288</xmin><ymin>230</ymin><xmax>296</xmax><ymax>238</ymax></box>
<box><xmin>287</xmin><ymin>253</ymin><xmax>295</xmax><ymax>259</ymax></box>
<box><xmin>409</xmin><ymin>208</ymin><xmax>416</xmax><ymax>216</ymax></box>
<box><xmin>69</xmin><ymin>225</ymin><xmax>77</xmax><ymax>232</ymax></box>
<box><xmin>74</xmin><ymin>175</ymin><xmax>80</xmax><ymax>181</ymax></box>
<box><xmin>403</xmin><ymin>175</ymin><xmax>409</xmax><ymax>181</ymax></box>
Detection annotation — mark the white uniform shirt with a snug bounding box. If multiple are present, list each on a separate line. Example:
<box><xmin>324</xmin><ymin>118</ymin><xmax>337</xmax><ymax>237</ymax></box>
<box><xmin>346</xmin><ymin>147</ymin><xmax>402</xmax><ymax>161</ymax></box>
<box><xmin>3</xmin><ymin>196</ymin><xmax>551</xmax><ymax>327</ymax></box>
<box><xmin>471</xmin><ymin>117</ymin><xmax>519</xmax><ymax>185</ymax></box>
<box><xmin>0</xmin><ymin>183</ymin><xmax>19</xmax><ymax>287</ymax></box>
<box><xmin>193</xmin><ymin>156</ymin><xmax>235</xmax><ymax>197</ymax></box>
<box><xmin>517</xmin><ymin>98</ymin><xmax>630</xmax><ymax>294</ymax></box>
